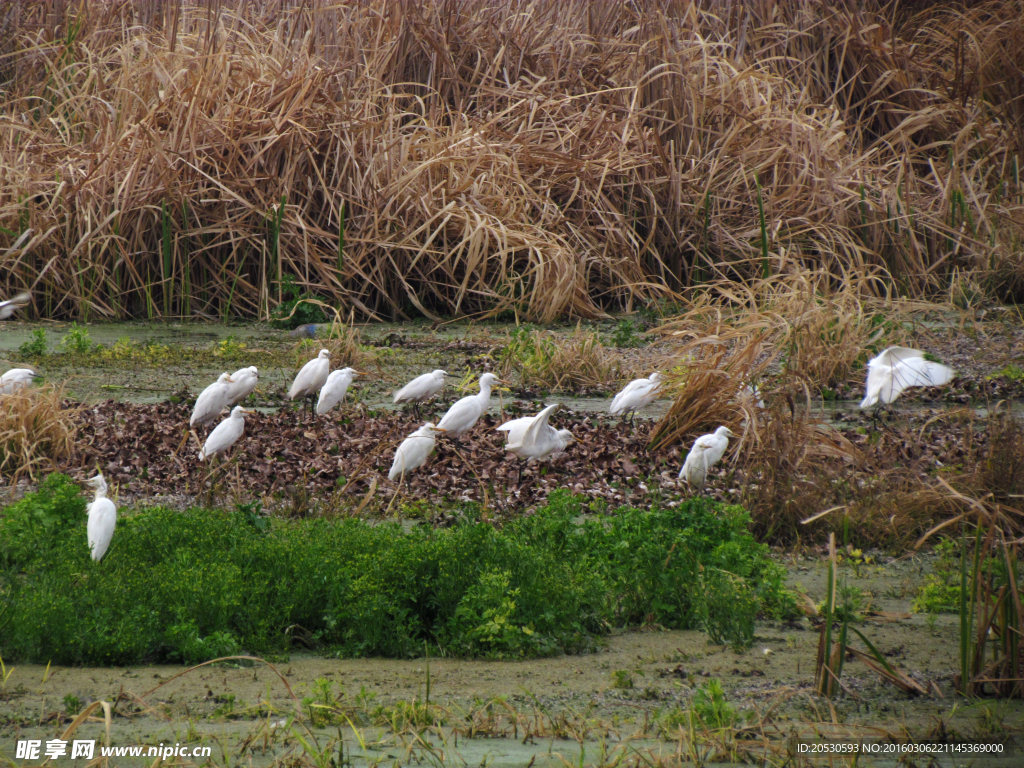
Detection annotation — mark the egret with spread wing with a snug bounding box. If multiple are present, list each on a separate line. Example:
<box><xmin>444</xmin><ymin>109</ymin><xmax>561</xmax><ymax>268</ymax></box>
<box><xmin>498</xmin><ymin>403</ymin><xmax>575</xmax><ymax>482</ymax></box>
<box><xmin>0</xmin><ymin>291</ymin><xmax>30</xmax><ymax>320</ymax></box>
<box><xmin>860</xmin><ymin>347</ymin><xmax>955</xmax><ymax>409</ymax></box>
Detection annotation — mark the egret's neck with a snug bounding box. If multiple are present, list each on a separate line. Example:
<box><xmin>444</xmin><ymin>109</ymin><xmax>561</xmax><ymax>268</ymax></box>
<box><xmin>477</xmin><ymin>381</ymin><xmax>493</xmax><ymax>400</ymax></box>
<box><xmin>93</xmin><ymin>483</ymin><xmax>107</xmax><ymax>501</ymax></box>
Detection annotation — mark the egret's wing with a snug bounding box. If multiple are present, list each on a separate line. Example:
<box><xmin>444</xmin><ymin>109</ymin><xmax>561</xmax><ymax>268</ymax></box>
<box><xmin>876</xmin><ymin>347</ymin><xmax>925</xmax><ymax>367</ymax></box>
<box><xmin>437</xmin><ymin>395</ymin><xmax>477</xmax><ymax>432</ymax></box>
<box><xmin>87</xmin><ymin>500</ymin><xmax>117</xmax><ymax>561</ymax></box>
<box><xmin>886</xmin><ymin>357</ymin><xmax>955</xmax><ymax>402</ymax></box>
<box><xmin>702</xmin><ymin>435</ymin><xmax>729</xmax><ymax>468</ymax></box>
<box><xmin>394</xmin><ymin>373</ymin><xmax>428</xmax><ymax>402</ymax></box>
<box><xmin>522</xmin><ymin>404</ymin><xmax>559</xmax><ymax>447</ymax></box>
<box><xmin>610</xmin><ymin>380</ymin><xmax>642</xmax><ymax>414</ymax></box>
<box><xmin>860</xmin><ymin>357</ymin><xmax>890</xmax><ymax>408</ymax></box>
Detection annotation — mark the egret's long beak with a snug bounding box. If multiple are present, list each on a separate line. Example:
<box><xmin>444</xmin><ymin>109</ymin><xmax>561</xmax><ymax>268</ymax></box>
<box><xmin>225</xmin><ymin>376</ymin><xmax>235</xmax><ymax>383</ymax></box>
<box><xmin>242</xmin><ymin>408</ymin><xmax>255</xmax><ymax>414</ymax></box>
<box><xmin>432</xmin><ymin>427</ymin><xmax>447</xmax><ymax>432</ymax></box>
<box><xmin>355</xmin><ymin>370</ymin><xmax>371</xmax><ymax>376</ymax></box>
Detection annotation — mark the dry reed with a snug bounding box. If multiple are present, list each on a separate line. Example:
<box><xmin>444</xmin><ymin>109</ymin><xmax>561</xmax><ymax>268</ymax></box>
<box><xmin>0</xmin><ymin>384</ymin><xmax>80</xmax><ymax>481</ymax></box>
<box><xmin>0</xmin><ymin>1</ymin><xmax>1022</xmax><ymax>321</ymax></box>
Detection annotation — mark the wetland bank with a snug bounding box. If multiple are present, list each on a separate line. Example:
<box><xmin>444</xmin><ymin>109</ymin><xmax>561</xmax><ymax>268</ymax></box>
<box><xmin>3</xmin><ymin>311</ymin><xmax>1024</xmax><ymax>766</ymax></box>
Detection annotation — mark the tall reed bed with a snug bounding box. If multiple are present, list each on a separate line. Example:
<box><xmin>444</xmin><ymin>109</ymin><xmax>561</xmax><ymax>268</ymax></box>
<box><xmin>1</xmin><ymin>0</ymin><xmax>1022</xmax><ymax>321</ymax></box>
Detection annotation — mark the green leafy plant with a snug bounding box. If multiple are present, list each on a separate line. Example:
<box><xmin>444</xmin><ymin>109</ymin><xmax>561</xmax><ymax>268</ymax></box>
<box><xmin>18</xmin><ymin>328</ymin><xmax>47</xmax><ymax>357</ymax></box>
<box><xmin>270</xmin><ymin>274</ymin><xmax>327</xmax><ymax>330</ymax></box>
<box><xmin>57</xmin><ymin>323</ymin><xmax>94</xmax><ymax>354</ymax></box>
<box><xmin>691</xmin><ymin>678</ymin><xmax>737</xmax><ymax>729</ymax></box>
<box><xmin>609</xmin><ymin>318</ymin><xmax>646</xmax><ymax>348</ymax></box>
<box><xmin>0</xmin><ymin>480</ymin><xmax>793</xmax><ymax>665</ymax></box>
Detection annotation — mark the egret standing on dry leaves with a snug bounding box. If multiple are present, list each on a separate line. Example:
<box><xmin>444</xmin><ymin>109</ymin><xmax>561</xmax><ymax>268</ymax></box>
<box><xmin>678</xmin><ymin>426</ymin><xmax>736</xmax><ymax>488</ymax></box>
<box><xmin>389</xmin><ymin>422</ymin><xmax>446</xmax><ymax>481</ymax></box>
<box><xmin>199</xmin><ymin>405</ymin><xmax>253</xmax><ymax>461</ymax></box>
<box><xmin>393</xmin><ymin>369</ymin><xmax>447</xmax><ymax>418</ymax></box>
<box><xmin>317</xmin><ymin>367</ymin><xmax>365</xmax><ymax>415</ymax></box>
<box><xmin>190</xmin><ymin>372</ymin><xmax>235</xmax><ymax>428</ymax></box>
<box><xmin>84</xmin><ymin>472</ymin><xmax>117</xmax><ymax>562</ymax></box>
<box><xmin>436</xmin><ymin>372</ymin><xmax>506</xmax><ymax>438</ymax></box>
<box><xmin>226</xmin><ymin>366</ymin><xmax>259</xmax><ymax>405</ymax></box>
<box><xmin>859</xmin><ymin>347</ymin><xmax>955</xmax><ymax>409</ymax></box>
<box><xmin>610</xmin><ymin>372</ymin><xmax>663</xmax><ymax>425</ymax></box>
<box><xmin>0</xmin><ymin>367</ymin><xmax>37</xmax><ymax>395</ymax></box>
<box><xmin>498</xmin><ymin>403</ymin><xmax>575</xmax><ymax>462</ymax></box>
<box><xmin>0</xmin><ymin>291</ymin><xmax>30</xmax><ymax>320</ymax></box>
<box><xmin>497</xmin><ymin>403</ymin><xmax>576</xmax><ymax>482</ymax></box>
<box><xmin>678</xmin><ymin>444</ymin><xmax>708</xmax><ymax>490</ymax></box>
<box><xmin>289</xmin><ymin>349</ymin><xmax>331</xmax><ymax>416</ymax></box>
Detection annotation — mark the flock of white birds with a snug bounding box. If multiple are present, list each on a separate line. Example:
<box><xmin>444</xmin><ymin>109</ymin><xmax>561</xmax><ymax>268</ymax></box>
<box><xmin>1</xmin><ymin>293</ymin><xmax>957</xmax><ymax>563</ymax></box>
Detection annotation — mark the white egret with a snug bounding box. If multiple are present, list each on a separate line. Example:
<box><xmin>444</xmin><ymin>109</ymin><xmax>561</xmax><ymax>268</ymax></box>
<box><xmin>199</xmin><ymin>405</ymin><xmax>253</xmax><ymax>461</ymax></box>
<box><xmin>226</xmin><ymin>366</ymin><xmax>259</xmax><ymax>405</ymax></box>
<box><xmin>610</xmin><ymin>372</ymin><xmax>664</xmax><ymax>425</ymax></box>
<box><xmin>288</xmin><ymin>348</ymin><xmax>331</xmax><ymax>416</ymax></box>
<box><xmin>498</xmin><ymin>403</ymin><xmax>575</xmax><ymax>462</ymax></box>
<box><xmin>860</xmin><ymin>347</ymin><xmax>955</xmax><ymax>409</ymax></box>
<box><xmin>316</xmin><ymin>367</ymin><xmax>366</xmax><ymax>415</ymax></box>
<box><xmin>394</xmin><ymin>369</ymin><xmax>447</xmax><ymax>418</ymax></box>
<box><xmin>741</xmin><ymin>383</ymin><xmax>766</xmax><ymax>410</ymax></box>
<box><xmin>84</xmin><ymin>473</ymin><xmax>117</xmax><ymax>562</ymax></box>
<box><xmin>389</xmin><ymin>422</ymin><xmax>446</xmax><ymax>481</ymax></box>
<box><xmin>678</xmin><ymin>426</ymin><xmax>735</xmax><ymax>484</ymax></box>
<box><xmin>190</xmin><ymin>372</ymin><xmax>235</xmax><ymax>428</ymax></box>
<box><xmin>436</xmin><ymin>372</ymin><xmax>506</xmax><ymax>437</ymax></box>
<box><xmin>0</xmin><ymin>367</ymin><xmax>37</xmax><ymax>394</ymax></box>
<box><xmin>0</xmin><ymin>291</ymin><xmax>30</xmax><ymax>320</ymax></box>
<box><xmin>498</xmin><ymin>403</ymin><xmax>575</xmax><ymax>482</ymax></box>
<box><xmin>677</xmin><ymin>443</ymin><xmax>708</xmax><ymax>490</ymax></box>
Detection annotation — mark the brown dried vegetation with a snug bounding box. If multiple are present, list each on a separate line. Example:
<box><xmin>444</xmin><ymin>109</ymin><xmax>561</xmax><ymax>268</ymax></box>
<box><xmin>0</xmin><ymin>385</ymin><xmax>80</xmax><ymax>481</ymax></box>
<box><xmin>1</xmin><ymin>1</ymin><xmax>1022</xmax><ymax>321</ymax></box>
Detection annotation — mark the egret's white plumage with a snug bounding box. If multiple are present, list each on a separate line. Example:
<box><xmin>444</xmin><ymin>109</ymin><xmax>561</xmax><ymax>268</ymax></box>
<box><xmin>678</xmin><ymin>426</ymin><xmax>735</xmax><ymax>481</ymax></box>
<box><xmin>741</xmin><ymin>383</ymin><xmax>766</xmax><ymax>410</ymax></box>
<box><xmin>394</xmin><ymin>370</ymin><xmax>447</xmax><ymax>406</ymax></box>
<box><xmin>498</xmin><ymin>403</ymin><xmax>575</xmax><ymax>463</ymax></box>
<box><xmin>288</xmin><ymin>349</ymin><xmax>331</xmax><ymax>402</ymax></box>
<box><xmin>436</xmin><ymin>372</ymin><xmax>504</xmax><ymax>437</ymax></box>
<box><xmin>678</xmin><ymin>444</ymin><xmax>708</xmax><ymax>489</ymax></box>
<box><xmin>0</xmin><ymin>291</ymin><xmax>30</xmax><ymax>320</ymax></box>
<box><xmin>199</xmin><ymin>406</ymin><xmax>252</xmax><ymax>461</ymax></box>
<box><xmin>85</xmin><ymin>473</ymin><xmax>117</xmax><ymax>562</ymax></box>
<box><xmin>190</xmin><ymin>373</ymin><xmax>235</xmax><ymax>427</ymax></box>
<box><xmin>226</xmin><ymin>366</ymin><xmax>259</xmax><ymax>405</ymax></box>
<box><xmin>859</xmin><ymin>347</ymin><xmax>955</xmax><ymax>408</ymax></box>
<box><xmin>389</xmin><ymin>422</ymin><xmax>445</xmax><ymax>480</ymax></box>
<box><xmin>610</xmin><ymin>372</ymin><xmax>663</xmax><ymax>420</ymax></box>
<box><xmin>316</xmin><ymin>368</ymin><xmax>363</xmax><ymax>415</ymax></box>
<box><xmin>0</xmin><ymin>367</ymin><xmax>36</xmax><ymax>394</ymax></box>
